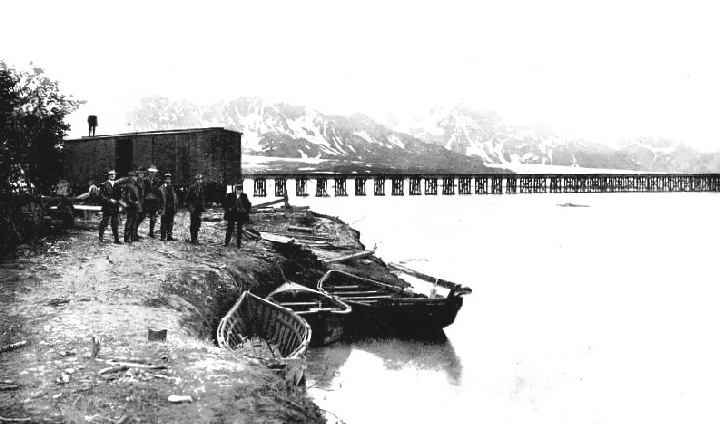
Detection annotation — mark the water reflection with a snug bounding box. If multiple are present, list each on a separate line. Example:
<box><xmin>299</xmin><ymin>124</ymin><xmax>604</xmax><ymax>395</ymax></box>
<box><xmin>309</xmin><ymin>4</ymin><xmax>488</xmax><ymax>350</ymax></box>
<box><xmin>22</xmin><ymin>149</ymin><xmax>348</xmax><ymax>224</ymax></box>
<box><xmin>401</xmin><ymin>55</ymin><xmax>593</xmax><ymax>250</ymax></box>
<box><xmin>307</xmin><ymin>332</ymin><xmax>463</xmax><ymax>389</ymax></box>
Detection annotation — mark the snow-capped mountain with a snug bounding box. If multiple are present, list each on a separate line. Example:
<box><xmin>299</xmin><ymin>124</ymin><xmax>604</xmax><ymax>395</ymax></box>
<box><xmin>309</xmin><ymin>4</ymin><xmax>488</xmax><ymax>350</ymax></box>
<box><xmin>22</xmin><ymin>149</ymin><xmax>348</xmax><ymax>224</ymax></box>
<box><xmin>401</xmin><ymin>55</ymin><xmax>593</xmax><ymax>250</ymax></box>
<box><xmin>126</xmin><ymin>96</ymin><xmax>720</xmax><ymax>174</ymax></box>
<box><xmin>127</xmin><ymin>97</ymin><xmax>502</xmax><ymax>174</ymax></box>
<box><xmin>395</xmin><ymin>101</ymin><xmax>720</xmax><ymax>173</ymax></box>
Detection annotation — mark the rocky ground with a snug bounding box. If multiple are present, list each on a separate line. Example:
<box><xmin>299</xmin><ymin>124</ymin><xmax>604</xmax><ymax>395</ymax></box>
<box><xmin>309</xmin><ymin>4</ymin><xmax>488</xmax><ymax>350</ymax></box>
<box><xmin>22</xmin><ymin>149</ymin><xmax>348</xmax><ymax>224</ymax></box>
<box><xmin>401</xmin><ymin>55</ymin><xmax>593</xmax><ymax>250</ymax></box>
<box><xmin>0</xmin><ymin>206</ymin><xmax>398</xmax><ymax>424</ymax></box>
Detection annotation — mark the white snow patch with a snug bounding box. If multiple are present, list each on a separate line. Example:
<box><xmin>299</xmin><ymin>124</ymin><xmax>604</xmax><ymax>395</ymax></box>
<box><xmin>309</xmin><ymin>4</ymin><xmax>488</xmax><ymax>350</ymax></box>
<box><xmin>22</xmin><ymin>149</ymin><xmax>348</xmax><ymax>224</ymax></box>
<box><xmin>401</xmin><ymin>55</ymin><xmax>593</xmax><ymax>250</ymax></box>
<box><xmin>242</xmin><ymin>132</ymin><xmax>262</xmax><ymax>152</ymax></box>
<box><xmin>286</xmin><ymin>116</ymin><xmax>332</xmax><ymax>148</ymax></box>
<box><xmin>353</xmin><ymin>130</ymin><xmax>380</xmax><ymax>145</ymax></box>
<box><xmin>386</xmin><ymin>135</ymin><xmax>405</xmax><ymax>149</ymax></box>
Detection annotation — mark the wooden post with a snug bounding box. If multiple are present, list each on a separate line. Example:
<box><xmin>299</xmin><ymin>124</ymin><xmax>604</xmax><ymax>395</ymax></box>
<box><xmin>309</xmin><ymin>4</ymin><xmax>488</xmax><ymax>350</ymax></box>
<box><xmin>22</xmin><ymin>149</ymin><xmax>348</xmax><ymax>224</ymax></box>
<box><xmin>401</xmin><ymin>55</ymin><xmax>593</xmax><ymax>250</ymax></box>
<box><xmin>296</xmin><ymin>177</ymin><xmax>308</xmax><ymax>197</ymax></box>
<box><xmin>409</xmin><ymin>177</ymin><xmax>422</xmax><ymax>195</ymax></box>
<box><xmin>374</xmin><ymin>176</ymin><xmax>385</xmax><ymax>196</ymax></box>
<box><xmin>425</xmin><ymin>178</ymin><xmax>438</xmax><ymax>195</ymax></box>
<box><xmin>254</xmin><ymin>178</ymin><xmax>267</xmax><ymax>197</ymax></box>
<box><xmin>442</xmin><ymin>177</ymin><xmax>455</xmax><ymax>195</ymax></box>
<box><xmin>458</xmin><ymin>176</ymin><xmax>472</xmax><ymax>195</ymax></box>
<box><xmin>275</xmin><ymin>178</ymin><xmax>287</xmax><ymax>197</ymax></box>
<box><xmin>316</xmin><ymin>178</ymin><xmax>328</xmax><ymax>197</ymax></box>
<box><xmin>355</xmin><ymin>178</ymin><xmax>366</xmax><ymax>196</ymax></box>
<box><xmin>391</xmin><ymin>177</ymin><xmax>404</xmax><ymax>196</ymax></box>
<box><xmin>334</xmin><ymin>177</ymin><xmax>347</xmax><ymax>196</ymax></box>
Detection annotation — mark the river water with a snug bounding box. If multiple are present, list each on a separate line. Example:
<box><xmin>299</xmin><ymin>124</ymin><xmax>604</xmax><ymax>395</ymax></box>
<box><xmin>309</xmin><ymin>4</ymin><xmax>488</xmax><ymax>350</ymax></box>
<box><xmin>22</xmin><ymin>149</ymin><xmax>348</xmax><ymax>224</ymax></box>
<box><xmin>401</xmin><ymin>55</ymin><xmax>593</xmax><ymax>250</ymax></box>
<box><xmin>248</xmin><ymin>186</ymin><xmax>720</xmax><ymax>423</ymax></box>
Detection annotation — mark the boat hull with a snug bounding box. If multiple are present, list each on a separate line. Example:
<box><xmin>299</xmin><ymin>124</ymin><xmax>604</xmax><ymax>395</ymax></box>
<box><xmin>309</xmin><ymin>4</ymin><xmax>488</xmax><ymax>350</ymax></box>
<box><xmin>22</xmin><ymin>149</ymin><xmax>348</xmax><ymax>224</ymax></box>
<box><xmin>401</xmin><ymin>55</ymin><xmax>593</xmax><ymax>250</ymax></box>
<box><xmin>266</xmin><ymin>282</ymin><xmax>352</xmax><ymax>346</ymax></box>
<box><xmin>317</xmin><ymin>270</ymin><xmax>465</xmax><ymax>334</ymax></box>
<box><xmin>217</xmin><ymin>290</ymin><xmax>312</xmax><ymax>386</ymax></box>
<box><xmin>298</xmin><ymin>309</ymin><xmax>348</xmax><ymax>345</ymax></box>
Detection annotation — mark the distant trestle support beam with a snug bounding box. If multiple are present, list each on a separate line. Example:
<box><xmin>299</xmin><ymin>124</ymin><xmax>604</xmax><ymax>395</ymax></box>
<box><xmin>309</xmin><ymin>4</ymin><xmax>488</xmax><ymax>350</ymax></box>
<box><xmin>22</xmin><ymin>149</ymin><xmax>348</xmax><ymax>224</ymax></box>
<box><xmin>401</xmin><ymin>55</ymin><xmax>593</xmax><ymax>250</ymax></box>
<box><xmin>244</xmin><ymin>174</ymin><xmax>720</xmax><ymax>197</ymax></box>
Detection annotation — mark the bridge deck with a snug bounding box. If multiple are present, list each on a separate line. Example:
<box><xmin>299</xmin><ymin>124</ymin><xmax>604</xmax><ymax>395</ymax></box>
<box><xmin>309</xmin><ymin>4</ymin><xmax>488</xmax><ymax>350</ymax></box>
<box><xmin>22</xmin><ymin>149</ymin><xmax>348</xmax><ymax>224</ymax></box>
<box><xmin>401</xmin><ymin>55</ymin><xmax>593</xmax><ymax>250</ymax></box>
<box><xmin>243</xmin><ymin>173</ymin><xmax>720</xmax><ymax>197</ymax></box>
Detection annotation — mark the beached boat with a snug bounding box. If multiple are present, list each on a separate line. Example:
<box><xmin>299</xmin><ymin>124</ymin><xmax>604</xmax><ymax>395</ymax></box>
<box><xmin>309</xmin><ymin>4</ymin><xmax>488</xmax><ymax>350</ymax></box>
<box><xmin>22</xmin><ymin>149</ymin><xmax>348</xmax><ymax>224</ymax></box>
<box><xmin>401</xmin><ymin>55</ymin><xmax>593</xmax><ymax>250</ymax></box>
<box><xmin>266</xmin><ymin>282</ymin><xmax>352</xmax><ymax>346</ymax></box>
<box><xmin>317</xmin><ymin>270</ymin><xmax>470</xmax><ymax>334</ymax></box>
<box><xmin>217</xmin><ymin>290</ymin><xmax>312</xmax><ymax>386</ymax></box>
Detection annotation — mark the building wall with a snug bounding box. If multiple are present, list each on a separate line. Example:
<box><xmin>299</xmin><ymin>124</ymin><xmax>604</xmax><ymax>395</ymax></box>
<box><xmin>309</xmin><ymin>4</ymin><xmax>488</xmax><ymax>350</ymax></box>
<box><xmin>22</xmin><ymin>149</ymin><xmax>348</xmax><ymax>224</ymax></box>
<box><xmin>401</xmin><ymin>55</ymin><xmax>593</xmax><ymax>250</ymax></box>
<box><xmin>62</xmin><ymin>128</ymin><xmax>243</xmax><ymax>190</ymax></box>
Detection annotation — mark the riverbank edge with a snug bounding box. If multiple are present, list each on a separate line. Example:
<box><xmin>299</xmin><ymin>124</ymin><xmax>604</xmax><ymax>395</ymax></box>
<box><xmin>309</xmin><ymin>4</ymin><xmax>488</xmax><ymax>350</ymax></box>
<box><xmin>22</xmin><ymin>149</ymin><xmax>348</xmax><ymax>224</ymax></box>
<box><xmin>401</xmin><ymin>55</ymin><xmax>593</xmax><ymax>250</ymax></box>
<box><xmin>0</xmin><ymin>207</ymin><xmax>388</xmax><ymax>423</ymax></box>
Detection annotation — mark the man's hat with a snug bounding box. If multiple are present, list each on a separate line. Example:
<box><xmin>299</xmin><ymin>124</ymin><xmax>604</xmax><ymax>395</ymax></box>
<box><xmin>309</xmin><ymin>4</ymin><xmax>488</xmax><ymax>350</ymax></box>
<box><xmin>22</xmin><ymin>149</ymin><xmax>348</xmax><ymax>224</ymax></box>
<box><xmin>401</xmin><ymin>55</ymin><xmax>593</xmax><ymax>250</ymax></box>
<box><xmin>108</xmin><ymin>170</ymin><xmax>116</xmax><ymax>175</ymax></box>
<box><xmin>148</xmin><ymin>165</ymin><xmax>158</xmax><ymax>172</ymax></box>
<box><xmin>128</xmin><ymin>171</ymin><xmax>137</xmax><ymax>177</ymax></box>
<box><xmin>137</xmin><ymin>166</ymin><xmax>147</xmax><ymax>172</ymax></box>
<box><xmin>164</xmin><ymin>173</ymin><xmax>172</xmax><ymax>178</ymax></box>
<box><xmin>195</xmin><ymin>174</ymin><xmax>203</xmax><ymax>180</ymax></box>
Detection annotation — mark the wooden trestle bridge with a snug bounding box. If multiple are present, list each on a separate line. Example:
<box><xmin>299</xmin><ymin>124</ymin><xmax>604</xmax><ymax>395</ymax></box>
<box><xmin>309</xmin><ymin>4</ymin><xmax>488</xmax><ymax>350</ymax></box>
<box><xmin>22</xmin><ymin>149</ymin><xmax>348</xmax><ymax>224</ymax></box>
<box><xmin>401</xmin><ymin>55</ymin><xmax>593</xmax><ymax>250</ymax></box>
<box><xmin>245</xmin><ymin>173</ymin><xmax>720</xmax><ymax>198</ymax></box>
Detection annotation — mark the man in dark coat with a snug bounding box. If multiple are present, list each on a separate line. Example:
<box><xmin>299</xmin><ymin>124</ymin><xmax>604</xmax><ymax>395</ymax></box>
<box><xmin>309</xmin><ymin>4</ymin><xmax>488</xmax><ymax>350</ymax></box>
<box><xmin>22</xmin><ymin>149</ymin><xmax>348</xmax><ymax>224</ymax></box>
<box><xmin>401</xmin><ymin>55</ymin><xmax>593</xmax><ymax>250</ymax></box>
<box><xmin>223</xmin><ymin>184</ymin><xmax>252</xmax><ymax>248</ymax></box>
<box><xmin>133</xmin><ymin>166</ymin><xmax>146</xmax><ymax>240</ymax></box>
<box><xmin>122</xmin><ymin>171</ymin><xmax>140</xmax><ymax>243</ymax></box>
<box><xmin>141</xmin><ymin>164</ymin><xmax>161</xmax><ymax>238</ymax></box>
<box><xmin>185</xmin><ymin>174</ymin><xmax>206</xmax><ymax>244</ymax></box>
<box><xmin>159</xmin><ymin>173</ymin><xmax>178</xmax><ymax>241</ymax></box>
<box><xmin>88</xmin><ymin>115</ymin><xmax>98</xmax><ymax>137</ymax></box>
<box><xmin>98</xmin><ymin>170</ymin><xmax>122</xmax><ymax>244</ymax></box>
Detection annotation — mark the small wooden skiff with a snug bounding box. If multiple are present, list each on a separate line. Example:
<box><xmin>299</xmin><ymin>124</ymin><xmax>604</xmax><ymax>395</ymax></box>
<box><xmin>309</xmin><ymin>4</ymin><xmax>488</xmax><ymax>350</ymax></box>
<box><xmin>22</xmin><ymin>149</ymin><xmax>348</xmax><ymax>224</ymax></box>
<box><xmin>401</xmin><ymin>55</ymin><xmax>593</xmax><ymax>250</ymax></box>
<box><xmin>217</xmin><ymin>290</ymin><xmax>312</xmax><ymax>385</ymax></box>
<box><xmin>317</xmin><ymin>270</ymin><xmax>469</xmax><ymax>334</ymax></box>
<box><xmin>266</xmin><ymin>282</ymin><xmax>352</xmax><ymax>346</ymax></box>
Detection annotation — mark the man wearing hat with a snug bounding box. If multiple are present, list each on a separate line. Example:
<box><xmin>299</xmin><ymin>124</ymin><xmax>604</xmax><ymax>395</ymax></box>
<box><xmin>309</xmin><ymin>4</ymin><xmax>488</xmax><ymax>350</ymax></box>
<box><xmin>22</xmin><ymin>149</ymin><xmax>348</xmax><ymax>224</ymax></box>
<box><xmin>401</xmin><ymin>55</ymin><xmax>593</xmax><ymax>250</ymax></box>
<box><xmin>133</xmin><ymin>166</ymin><xmax>147</xmax><ymax>241</ymax></box>
<box><xmin>185</xmin><ymin>173</ymin><xmax>206</xmax><ymax>244</ymax></box>
<box><xmin>122</xmin><ymin>171</ymin><xmax>140</xmax><ymax>243</ymax></box>
<box><xmin>223</xmin><ymin>184</ymin><xmax>252</xmax><ymax>248</ymax></box>
<box><xmin>98</xmin><ymin>169</ymin><xmax>122</xmax><ymax>244</ymax></box>
<box><xmin>159</xmin><ymin>173</ymin><xmax>178</xmax><ymax>241</ymax></box>
<box><xmin>141</xmin><ymin>165</ymin><xmax>161</xmax><ymax>238</ymax></box>
<box><xmin>133</xmin><ymin>166</ymin><xmax>147</xmax><ymax>240</ymax></box>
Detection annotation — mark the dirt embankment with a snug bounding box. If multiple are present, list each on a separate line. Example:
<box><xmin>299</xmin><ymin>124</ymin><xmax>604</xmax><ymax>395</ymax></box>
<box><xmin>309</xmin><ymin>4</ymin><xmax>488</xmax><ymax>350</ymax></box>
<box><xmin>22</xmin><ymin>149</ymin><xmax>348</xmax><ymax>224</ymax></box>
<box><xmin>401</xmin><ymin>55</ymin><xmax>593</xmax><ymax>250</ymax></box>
<box><xmin>0</xmin><ymin>207</ymin><xmax>381</xmax><ymax>424</ymax></box>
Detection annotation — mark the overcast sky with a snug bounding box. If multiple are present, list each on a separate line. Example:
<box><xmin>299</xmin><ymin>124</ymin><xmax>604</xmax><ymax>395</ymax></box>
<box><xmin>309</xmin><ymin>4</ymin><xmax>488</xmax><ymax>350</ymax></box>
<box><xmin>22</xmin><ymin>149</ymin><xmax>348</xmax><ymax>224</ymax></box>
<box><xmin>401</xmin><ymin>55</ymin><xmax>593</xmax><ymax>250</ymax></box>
<box><xmin>3</xmin><ymin>0</ymin><xmax>720</xmax><ymax>152</ymax></box>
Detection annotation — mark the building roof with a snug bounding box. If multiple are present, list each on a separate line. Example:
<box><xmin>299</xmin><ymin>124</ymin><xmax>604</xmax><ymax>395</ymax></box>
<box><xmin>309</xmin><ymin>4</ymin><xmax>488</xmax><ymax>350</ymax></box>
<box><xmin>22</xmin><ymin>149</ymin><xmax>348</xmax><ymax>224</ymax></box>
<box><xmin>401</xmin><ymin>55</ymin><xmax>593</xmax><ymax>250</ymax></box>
<box><xmin>66</xmin><ymin>127</ymin><xmax>243</xmax><ymax>142</ymax></box>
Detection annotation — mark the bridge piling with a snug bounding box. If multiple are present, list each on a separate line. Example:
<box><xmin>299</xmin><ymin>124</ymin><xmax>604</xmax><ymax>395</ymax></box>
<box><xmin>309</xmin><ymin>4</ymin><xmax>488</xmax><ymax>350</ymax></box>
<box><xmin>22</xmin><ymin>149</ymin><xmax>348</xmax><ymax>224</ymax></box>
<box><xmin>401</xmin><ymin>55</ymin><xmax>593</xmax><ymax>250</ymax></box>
<box><xmin>246</xmin><ymin>173</ymin><xmax>720</xmax><ymax>199</ymax></box>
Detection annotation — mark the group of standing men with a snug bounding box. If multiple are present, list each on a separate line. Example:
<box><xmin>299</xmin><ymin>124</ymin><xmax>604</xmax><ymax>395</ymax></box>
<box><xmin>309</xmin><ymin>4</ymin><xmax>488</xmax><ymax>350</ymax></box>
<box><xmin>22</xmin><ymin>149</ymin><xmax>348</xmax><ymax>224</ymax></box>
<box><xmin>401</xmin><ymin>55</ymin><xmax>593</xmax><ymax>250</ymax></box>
<box><xmin>97</xmin><ymin>166</ymin><xmax>251</xmax><ymax>247</ymax></box>
<box><xmin>98</xmin><ymin>165</ymin><xmax>171</xmax><ymax>244</ymax></box>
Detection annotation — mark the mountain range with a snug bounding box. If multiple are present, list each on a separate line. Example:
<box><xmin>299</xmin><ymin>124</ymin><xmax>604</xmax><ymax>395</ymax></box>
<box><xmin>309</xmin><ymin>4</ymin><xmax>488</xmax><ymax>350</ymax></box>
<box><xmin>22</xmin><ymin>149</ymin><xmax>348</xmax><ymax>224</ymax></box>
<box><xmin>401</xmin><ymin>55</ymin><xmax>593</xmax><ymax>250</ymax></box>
<box><xmin>125</xmin><ymin>96</ymin><xmax>720</xmax><ymax>174</ymax></box>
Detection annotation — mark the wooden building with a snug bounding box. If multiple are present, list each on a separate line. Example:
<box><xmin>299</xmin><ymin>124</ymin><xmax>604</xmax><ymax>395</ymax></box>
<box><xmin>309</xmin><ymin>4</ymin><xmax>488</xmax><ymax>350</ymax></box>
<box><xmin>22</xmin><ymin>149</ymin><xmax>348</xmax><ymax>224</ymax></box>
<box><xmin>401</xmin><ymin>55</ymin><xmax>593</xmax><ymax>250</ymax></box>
<box><xmin>62</xmin><ymin>128</ymin><xmax>243</xmax><ymax>189</ymax></box>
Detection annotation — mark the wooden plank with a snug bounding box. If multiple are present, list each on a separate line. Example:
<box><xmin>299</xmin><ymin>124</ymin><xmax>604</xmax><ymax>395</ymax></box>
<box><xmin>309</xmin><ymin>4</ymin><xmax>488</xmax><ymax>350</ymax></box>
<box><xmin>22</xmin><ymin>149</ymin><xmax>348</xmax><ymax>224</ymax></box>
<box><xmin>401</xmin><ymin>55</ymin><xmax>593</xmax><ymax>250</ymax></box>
<box><xmin>336</xmin><ymin>295</ymin><xmax>393</xmax><ymax>300</ymax></box>
<box><xmin>324</xmin><ymin>250</ymin><xmax>374</xmax><ymax>264</ymax></box>
<box><xmin>323</xmin><ymin>285</ymin><xmax>362</xmax><ymax>290</ymax></box>
<box><xmin>278</xmin><ymin>302</ymin><xmax>321</xmax><ymax>307</ymax></box>
<box><xmin>326</xmin><ymin>290</ymin><xmax>385</xmax><ymax>296</ymax></box>
<box><xmin>288</xmin><ymin>225</ymin><xmax>313</xmax><ymax>233</ymax></box>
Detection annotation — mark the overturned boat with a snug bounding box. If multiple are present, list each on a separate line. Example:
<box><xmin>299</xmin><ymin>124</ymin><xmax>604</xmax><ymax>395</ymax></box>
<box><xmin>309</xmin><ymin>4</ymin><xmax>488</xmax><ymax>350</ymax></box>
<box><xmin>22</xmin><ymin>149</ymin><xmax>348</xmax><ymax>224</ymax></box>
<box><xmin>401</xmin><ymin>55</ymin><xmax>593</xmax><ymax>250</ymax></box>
<box><xmin>217</xmin><ymin>290</ymin><xmax>312</xmax><ymax>386</ymax></box>
<box><xmin>266</xmin><ymin>282</ymin><xmax>352</xmax><ymax>346</ymax></box>
<box><xmin>317</xmin><ymin>269</ymin><xmax>471</xmax><ymax>334</ymax></box>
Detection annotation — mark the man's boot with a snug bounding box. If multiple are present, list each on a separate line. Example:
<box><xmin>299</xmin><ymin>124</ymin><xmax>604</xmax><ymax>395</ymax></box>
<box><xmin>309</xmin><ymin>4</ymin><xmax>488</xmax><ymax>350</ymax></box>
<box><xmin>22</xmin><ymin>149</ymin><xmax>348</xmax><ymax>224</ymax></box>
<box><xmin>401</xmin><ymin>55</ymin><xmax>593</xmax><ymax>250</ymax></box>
<box><xmin>98</xmin><ymin>225</ymin><xmax>106</xmax><ymax>243</ymax></box>
<box><xmin>148</xmin><ymin>221</ymin><xmax>155</xmax><ymax>238</ymax></box>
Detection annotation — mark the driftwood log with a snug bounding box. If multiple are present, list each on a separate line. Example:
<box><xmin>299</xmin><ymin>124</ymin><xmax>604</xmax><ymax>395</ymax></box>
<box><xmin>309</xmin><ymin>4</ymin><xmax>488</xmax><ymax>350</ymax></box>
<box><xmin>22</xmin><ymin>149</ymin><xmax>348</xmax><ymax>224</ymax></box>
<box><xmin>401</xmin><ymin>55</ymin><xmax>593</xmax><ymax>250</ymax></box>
<box><xmin>324</xmin><ymin>250</ymin><xmax>374</xmax><ymax>264</ymax></box>
<box><xmin>0</xmin><ymin>340</ymin><xmax>29</xmax><ymax>354</ymax></box>
<box><xmin>287</xmin><ymin>225</ymin><xmax>313</xmax><ymax>233</ymax></box>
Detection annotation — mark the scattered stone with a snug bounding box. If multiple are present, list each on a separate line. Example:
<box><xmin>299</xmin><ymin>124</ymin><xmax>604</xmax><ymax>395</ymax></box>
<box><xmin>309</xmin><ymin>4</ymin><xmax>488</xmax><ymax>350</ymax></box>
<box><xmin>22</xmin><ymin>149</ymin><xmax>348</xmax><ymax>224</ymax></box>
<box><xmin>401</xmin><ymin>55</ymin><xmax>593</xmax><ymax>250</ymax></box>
<box><xmin>0</xmin><ymin>339</ymin><xmax>30</xmax><ymax>353</ymax></box>
<box><xmin>167</xmin><ymin>395</ymin><xmax>193</xmax><ymax>404</ymax></box>
<box><xmin>0</xmin><ymin>381</ymin><xmax>20</xmax><ymax>391</ymax></box>
<box><xmin>148</xmin><ymin>328</ymin><xmax>167</xmax><ymax>341</ymax></box>
<box><xmin>56</xmin><ymin>374</ymin><xmax>70</xmax><ymax>384</ymax></box>
<box><xmin>64</xmin><ymin>368</ymin><xmax>75</xmax><ymax>374</ymax></box>
<box><xmin>90</xmin><ymin>336</ymin><xmax>101</xmax><ymax>358</ymax></box>
<box><xmin>99</xmin><ymin>365</ymin><xmax>129</xmax><ymax>375</ymax></box>
<box><xmin>47</xmin><ymin>298</ymin><xmax>70</xmax><ymax>307</ymax></box>
<box><xmin>53</xmin><ymin>393</ymin><xmax>63</xmax><ymax>400</ymax></box>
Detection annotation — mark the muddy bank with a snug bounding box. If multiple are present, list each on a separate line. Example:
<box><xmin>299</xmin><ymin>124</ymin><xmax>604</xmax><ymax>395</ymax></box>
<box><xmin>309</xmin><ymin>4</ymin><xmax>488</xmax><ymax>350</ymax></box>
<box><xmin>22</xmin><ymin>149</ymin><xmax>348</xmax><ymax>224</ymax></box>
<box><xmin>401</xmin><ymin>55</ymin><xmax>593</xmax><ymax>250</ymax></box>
<box><xmin>0</xmin><ymin>207</ymin><xmax>397</xmax><ymax>423</ymax></box>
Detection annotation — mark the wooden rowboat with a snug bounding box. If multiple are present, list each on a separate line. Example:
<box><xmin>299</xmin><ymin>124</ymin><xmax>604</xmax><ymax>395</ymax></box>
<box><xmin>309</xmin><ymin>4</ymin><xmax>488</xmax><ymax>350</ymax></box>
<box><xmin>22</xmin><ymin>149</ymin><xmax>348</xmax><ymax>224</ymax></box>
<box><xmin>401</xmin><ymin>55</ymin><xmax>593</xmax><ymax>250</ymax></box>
<box><xmin>217</xmin><ymin>290</ymin><xmax>312</xmax><ymax>386</ymax></box>
<box><xmin>317</xmin><ymin>270</ymin><xmax>469</xmax><ymax>334</ymax></box>
<box><xmin>266</xmin><ymin>282</ymin><xmax>352</xmax><ymax>346</ymax></box>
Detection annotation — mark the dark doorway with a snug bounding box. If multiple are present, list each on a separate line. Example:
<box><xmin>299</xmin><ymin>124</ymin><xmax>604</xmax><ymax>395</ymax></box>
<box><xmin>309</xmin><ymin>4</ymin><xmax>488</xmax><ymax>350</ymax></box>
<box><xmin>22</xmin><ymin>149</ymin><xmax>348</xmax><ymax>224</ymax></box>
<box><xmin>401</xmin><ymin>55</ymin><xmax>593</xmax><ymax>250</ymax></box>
<box><xmin>115</xmin><ymin>137</ymin><xmax>133</xmax><ymax>176</ymax></box>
